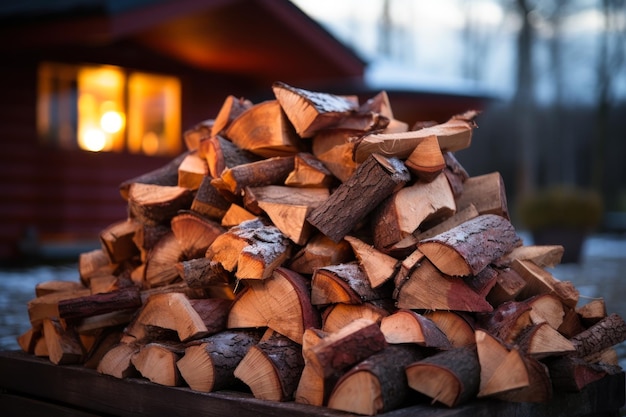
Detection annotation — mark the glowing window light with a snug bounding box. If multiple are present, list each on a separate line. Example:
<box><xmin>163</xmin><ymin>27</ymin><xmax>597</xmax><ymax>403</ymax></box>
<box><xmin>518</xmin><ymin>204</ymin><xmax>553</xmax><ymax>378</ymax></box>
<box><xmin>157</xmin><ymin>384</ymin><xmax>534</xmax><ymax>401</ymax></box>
<box><xmin>80</xmin><ymin>128</ymin><xmax>107</xmax><ymax>152</ymax></box>
<box><xmin>101</xmin><ymin>111</ymin><xmax>124</xmax><ymax>133</ymax></box>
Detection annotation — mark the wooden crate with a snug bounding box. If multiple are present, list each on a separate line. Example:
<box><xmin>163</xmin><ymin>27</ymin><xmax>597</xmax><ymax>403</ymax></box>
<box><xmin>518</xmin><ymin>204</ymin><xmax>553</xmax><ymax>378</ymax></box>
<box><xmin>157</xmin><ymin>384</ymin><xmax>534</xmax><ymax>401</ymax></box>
<box><xmin>0</xmin><ymin>350</ymin><xmax>623</xmax><ymax>417</ymax></box>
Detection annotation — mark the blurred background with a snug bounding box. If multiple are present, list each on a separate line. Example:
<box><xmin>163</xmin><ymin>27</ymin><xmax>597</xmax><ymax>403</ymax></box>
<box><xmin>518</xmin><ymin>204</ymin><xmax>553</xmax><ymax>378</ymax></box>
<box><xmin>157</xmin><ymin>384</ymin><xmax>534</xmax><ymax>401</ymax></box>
<box><xmin>0</xmin><ymin>0</ymin><xmax>624</xmax><ymax>371</ymax></box>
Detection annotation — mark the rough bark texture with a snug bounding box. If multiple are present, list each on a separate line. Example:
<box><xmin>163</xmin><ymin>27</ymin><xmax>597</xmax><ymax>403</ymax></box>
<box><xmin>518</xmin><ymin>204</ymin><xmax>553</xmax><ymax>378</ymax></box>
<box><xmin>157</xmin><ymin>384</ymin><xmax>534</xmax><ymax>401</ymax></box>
<box><xmin>570</xmin><ymin>313</ymin><xmax>626</xmax><ymax>358</ymax></box>
<box><xmin>58</xmin><ymin>287</ymin><xmax>142</xmax><ymax>321</ymax></box>
<box><xmin>307</xmin><ymin>154</ymin><xmax>410</xmax><ymax>242</ymax></box>
<box><xmin>419</xmin><ymin>214</ymin><xmax>522</xmax><ymax>277</ymax></box>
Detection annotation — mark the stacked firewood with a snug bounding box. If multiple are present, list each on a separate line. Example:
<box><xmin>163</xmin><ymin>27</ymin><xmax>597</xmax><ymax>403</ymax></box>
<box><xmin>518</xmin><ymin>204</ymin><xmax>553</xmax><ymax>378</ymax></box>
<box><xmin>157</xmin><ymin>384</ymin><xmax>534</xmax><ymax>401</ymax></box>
<box><xmin>18</xmin><ymin>82</ymin><xmax>625</xmax><ymax>415</ymax></box>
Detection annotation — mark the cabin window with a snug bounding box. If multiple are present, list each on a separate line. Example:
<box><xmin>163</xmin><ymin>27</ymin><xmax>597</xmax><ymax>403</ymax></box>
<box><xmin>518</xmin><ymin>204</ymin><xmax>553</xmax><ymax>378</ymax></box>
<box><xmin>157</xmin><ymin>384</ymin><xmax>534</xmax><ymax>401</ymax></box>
<box><xmin>37</xmin><ymin>62</ymin><xmax>182</xmax><ymax>156</ymax></box>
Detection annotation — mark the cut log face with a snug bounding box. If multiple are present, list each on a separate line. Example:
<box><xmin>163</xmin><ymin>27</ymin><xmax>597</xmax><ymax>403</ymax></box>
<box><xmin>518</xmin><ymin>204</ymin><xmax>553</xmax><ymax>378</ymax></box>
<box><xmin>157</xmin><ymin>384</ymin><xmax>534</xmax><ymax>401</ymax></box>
<box><xmin>211</xmin><ymin>95</ymin><xmax>253</xmax><ymax>137</ymax></box>
<box><xmin>414</xmin><ymin>203</ymin><xmax>479</xmax><ymax>241</ymax></box>
<box><xmin>418</xmin><ymin>214</ymin><xmax>522</xmax><ymax>277</ymax></box>
<box><xmin>246</xmin><ymin>185</ymin><xmax>330</xmax><ymax>245</ymax></box>
<box><xmin>305</xmin><ymin>318</ymin><xmax>387</xmax><ymax>379</ymax></box>
<box><xmin>315</xmin><ymin>140</ymin><xmax>357</xmax><ymax>183</ymax></box>
<box><xmin>344</xmin><ymin>235</ymin><xmax>398</xmax><ymax>288</ymax></box>
<box><xmin>404</xmin><ymin>134</ymin><xmax>446</xmax><ymax>182</ymax></box>
<box><xmin>284</xmin><ymin>152</ymin><xmax>335</xmax><ymax>188</ymax></box>
<box><xmin>380</xmin><ymin>309</ymin><xmax>451</xmax><ymax>348</ymax></box>
<box><xmin>144</xmin><ymin>232</ymin><xmax>183</xmax><ymax>288</ymax></box>
<box><xmin>119</xmin><ymin>151</ymin><xmax>189</xmax><ymax>200</ymax></box>
<box><xmin>183</xmin><ymin>119</ymin><xmax>212</xmax><ymax>151</ymax></box>
<box><xmin>97</xmin><ymin>343</ymin><xmax>140</xmax><ymax>379</ymax></box>
<box><xmin>225</xmin><ymin>100</ymin><xmax>302</xmax><ymax>157</ymax></box>
<box><xmin>327</xmin><ymin>345</ymin><xmax>423</xmax><ymax>415</ymax></box>
<box><xmin>373</xmin><ymin>173</ymin><xmax>456</xmax><ymax>251</ymax></box>
<box><xmin>128</xmin><ymin>183</ymin><xmax>195</xmax><ymax>226</ymax></box>
<box><xmin>475</xmin><ymin>329</ymin><xmax>529</xmax><ymax>398</ymax></box>
<box><xmin>423</xmin><ymin>311</ymin><xmax>476</xmax><ymax>348</ymax></box>
<box><xmin>221</xmin><ymin>204</ymin><xmax>257</xmax><ymax>227</ymax></box>
<box><xmin>131</xmin><ymin>342</ymin><xmax>183</xmax><ymax>386</ymax></box>
<box><xmin>353</xmin><ymin>110</ymin><xmax>478</xmax><ymax>163</ymax></box>
<box><xmin>289</xmin><ymin>233</ymin><xmax>353</xmax><ymax>275</ymax></box>
<box><xmin>322</xmin><ymin>300</ymin><xmax>393</xmax><ymax>333</ymax></box>
<box><xmin>234</xmin><ymin>333</ymin><xmax>305</xmax><ymax>401</ymax></box>
<box><xmin>272</xmin><ymin>81</ymin><xmax>359</xmax><ymax>138</ymax></box>
<box><xmin>176</xmin><ymin>329</ymin><xmax>262</xmax><ymax>392</ymax></box>
<box><xmin>511</xmin><ymin>259</ymin><xmax>579</xmax><ymax>308</ymax></box>
<box><xmin>577</xmin><ymin>298</ymin><xmax>607</xmax><ymax>326</ymax></box>
<box><xmin>177</xmin><ymin>152</ymin><xmax>209</xmax><ymax>190</ymax></box>
<box><xmin>124</xmin><ymin>292</ymin><xmax>209</xmax><ymax>343</ymax></box>
<box><xmin>311</xmin><ymin>262</ymin><xmax>390</xmax><ymax>306</ymax></box>
<box><xmin>395</xmin><ymin>259</ymin><xmax>493</xmax><ymax>313</ymax></box>
<box><xmin>496</xmin><ymin>244</ymin><xmax>565</xmax><ymax>269</ymax></box>
<box><xmin>42</xmin><ymin>317</ymin><xmax>84</xmax><ymax>365</ymax></box>
<box><xmin>170</xmin><ymin>211</ymin><xmax>225</xmax><ymax>259</ymax></box>
<box><xmin>295</xmin><ymin>328</ymin><xmax>330</xmax><ymax>406</ymax></box>
<box><xmin>405</xmin><ymin>346</ymin><xmax>480</xmax><ymax>408</ymax></box>
<box><xmin>516</xmin><ymin>322</ymin><xmax>576</xmax><ymax>359</ymax></box>
<box><xmin>200</xmin><ymin>134</ymin><xmax>260</xmax><ymax>179</ymax></box>
<box><xmin>455</xmin><ymin>172</ymin><xmax>509</xmax><ymax>219</ymax></box>
<box><xmin>99</xmin><ymin>219</ymin><xmax>140</xmax><ymax>264</ymax></box>
<box><xmin>227</xmin><ymin>267</ymin><xmax>320</xmax><ymax>344</ymax></box>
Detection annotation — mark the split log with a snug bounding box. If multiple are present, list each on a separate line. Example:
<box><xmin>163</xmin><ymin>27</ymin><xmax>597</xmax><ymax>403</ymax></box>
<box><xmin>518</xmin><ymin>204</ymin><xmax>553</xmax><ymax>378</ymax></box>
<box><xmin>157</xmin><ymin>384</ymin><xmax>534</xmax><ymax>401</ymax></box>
<box><xmin>321</xmin><ymin>300</ymin><xmax>393</xmax><ymax>333</ymax></box>
<box><xmin>380</xmin><ymin>309</ymin><xmax>451</xmax><ymax>348</ymax></box>
<box><xmin>423</xmin><ymin>311</ymin><xmax>476</xmax><ymax>348</ymax></box>
<box><xmin>344</xmin><ymin>235</ymin><xmax>398</xmax><ymax>288</ymax></box>
<box><xmin>177</xmin><ymin>329</ymin><xmax>262</xmax><ymax>392</ymax></box>
<box><xmin>227</xmin><ymin>267</ymin><xmax>320</xmax><ymax>344</ymax></box>
<box><xmin>170</xmin><ymin>211</ymin><xmax>225</xmax><ymax>259</ymax></box>
<box><xmin>119</xmin><ymin>151</ymin><xmax>189</xmax><ymax>200</ymax></box>
<box><xmin>288</xmin><ymin>233</ymin><xmax>353</xmax><ymax>275</ymax></box>
<box><xmin>315</xmin><ymin>138</ymin><xmax>357</xmax><ymax>182</ymax></box>
<box><xmin>516</xmin><ymin>322</ymin><xmax>575</xmax><ymax>359</ymax></box>
<box><xmin>576</xmin><ymin>298</ymin><xmax>607</xmax><ymax>326</ymax></box>
<box><xmin>418</xmin><ymin>214</ymin><xmax>522</xmax><ymax>277</ymax></box>
<box><xmin>131</xmin><ymin>342</ymin><xmax>184</xmax><ymax>386</ymax></box>
<box><xmin>486</xmin><ymin>266</ymin><xmax>527</xmax><ymax>306</ymax></box>
<box><xmin>475</xmin><ymin>329</ymin><xmax>529</xmax><ymax>398</ymax></box>
<box><xmin>245</xmin><ymin>185</ymin><xmax>329</xmax><ymax>245</ymax></box>
<box><xmin>492</xmin><ymin>355</ymin><xmax>553</xmax><ymax>403</ymax></box>
<box><xmin>99</xmin><ymin>219</ymin><xmax>140</xmax><ymax>263</ymax></box>
<box><xmin>211</xmin><ymin>156</ymin><xmax>295</xmax><ymax>200</ymax></box>
<box><xmin>455</xmin><ymin>172</ymin><xmax>509</xmax><ymax>219</ymax></box>
<box><xmin>35</xmin><ymin>280</ymin><xmax>86</xmax><ymax>297</ymax></box>
<box><xmin>414</xmin><ymin>203</ymin><xmax>479</xmax><ymax>241</ymax></box>
<box><xmin>295</xmin><ymin>329</ymin><xmax>332</xmax><ymax>406</ymax></box>
<box><xmin>442</xmin><ymin>152</ymin><xmax>469</xmax><ymax>197</ymax></box>
<box><xmin>17</xmin><ymin>328</ymin><xmax>41</xmax><ymax>354</ymax></box>
<box><xmin>405</xmin><ymin>346</ymin><xmax>480</xmax><ymax>408</ymax></box>
<box><xmin>144</xmin><ymin>231</ymin><xmax>183</xmax><ymax>288</ymax></box>
<box><xmin>132</xmin><ymin>223</ymin><xmax>171</xmax><ymax>263</ymax></box>
<box><xmin>210</xmin><ymin>95</ymin><xmax>253</xmax><ymax>137</ymax></box>
<box><xmin>477</xmin><ymin>299</ymin><xmax>533</xmax><ymax>344</ymax></box>
<box><xmin>496</xmin><ymin>244</ymin><xmax>564</xmax><ymax>269</ymax></box>
<box><xmin>353</xmin><ymin>110</ymin><xmax>478</xmax><ymax>163</ymax></box>
<box><xmin>305</xmin><ymin>318</ymin><xmax>387</xmax><ymax>379</ymax></box>
<box><xmin>190</xmin><ymin>175</ymin><xmax>231</xmax><ymax>220</ymax></box>
<box><xmin>97</xmin><ymin>342</ymin><xmax>140</xmax><ymax>378</ymax></box>
<box><xmin>187</xmin><ymin>298</ymin><xmax>231</xmax><ymax>336</ymax></box>
<box><xmin>28</xmin><ymin>287</ymin><xmax>92</xmax><ymax>328</ymax></box>
<box><xmin>463</xmin><ymin>265</ymin><xmax>499</xmax><ymax>299</ymax></box>
<box><xmin>272</xmin><ymin>81</ymin><xmax>359</xmax><ymax>137</ymax></box>
<box><xmin>327</xmin><ymin>345</ymin><xmax>424</xmax><ymax>415</ymax></box>
<box><xmin>200</xmin><ymin>134</ymin><xmax>260</xmax><ymax>179</ymax></box>
<box><xmin>183</xmin><ymin>119</ymin><xmax>212</xmax><ymax>151</ymax></box>
<box><xmin>127</xmin><ymin>183</ymin><xmax>194</xmax><ymax>226</ymax></box>
<box><xmin>307</xmin><ymin>154</ymin><xmax>410</xmax><ymax>242</ymax></box>
<box><xmin>395</xmin><ymin>259</ymin><xmax>493</xmax><ymax>313</ymax></box>
<box><xmin>42</xmin><ymin>317</ymin><xmax>84</xmax><ymax>365</ymax></box>
<box><xmin>225</xmin><ymin>100</ymin><xmax>302</xmax><ymax>157</ymax></box>
<box><xmin>284</xmin><ymin>152</ymin><xmax>335</xmax><ymax>188</ymax></box>
<box><xmin>221</xmin><ymin>204</ymin><xmax>257</xmax><ymax>227</ymax></box>
<box><xmin>123</xmin><ymin>292</ymin><xmax>210</xmax><ymax>343</ymax></box>
<box><xmin>511</xmin><ymin>259</ymin><xmax>579</xmax><ymax>308</ymax></box>
<box><xmin>177</xmin><ymin>152</ymin><xmax>208</xmax><ymax>190</ymax></box>
<box><xmin>234</xmin><ymin>333</ymin><xmax>305</xmax><ymax>401</ymax></box>
<box><xmin>547</xmin><ymin>355</ymin><xmax>622</xmax><ymax>392</ymax></box>
<box><xmin>404</xmin><ymin>134</ymin><xmax>446</xmax><ymax>182</ymax></box>
<box><xmin>311</xmin><ymin>262</ymin><xmax>390</xmax><ymax>306</ymax></box>
<box><xmin>373</xmin><ymin>173</ymin><xmax>456</xmax><ymax>251</ymax></box>
<box><xmin>78</xmin><ymin>248</ymin><xmax>114</xmax><ymax>286</ymax></box>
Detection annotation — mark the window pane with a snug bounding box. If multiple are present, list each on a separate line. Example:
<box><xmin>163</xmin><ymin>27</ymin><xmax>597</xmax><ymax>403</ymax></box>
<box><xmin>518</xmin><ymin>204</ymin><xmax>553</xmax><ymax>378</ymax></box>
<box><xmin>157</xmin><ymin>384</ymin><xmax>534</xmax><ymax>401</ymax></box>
<box><xmin>127</xmin><ymin>73</ymin><xmax>181</xmax><ymax>156</ymax></box>
<box><xmin>37</xmin><ymin>62</ymin><xmax>79</xmax><ymax>149</ymax></box>
<box><xmin>77</xmin><ymin>65</ymin><xmax>126</xmax><ymax>152</ymax></box>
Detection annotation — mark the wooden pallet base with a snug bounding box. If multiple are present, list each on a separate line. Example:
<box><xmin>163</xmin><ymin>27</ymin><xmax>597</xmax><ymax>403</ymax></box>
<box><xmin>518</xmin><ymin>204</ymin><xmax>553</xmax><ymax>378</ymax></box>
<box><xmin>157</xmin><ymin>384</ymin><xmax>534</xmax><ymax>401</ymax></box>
<box><xmin>0</xmin><ymin>350</ymin><xmax>624</xmax><ymax>417</ymax></box>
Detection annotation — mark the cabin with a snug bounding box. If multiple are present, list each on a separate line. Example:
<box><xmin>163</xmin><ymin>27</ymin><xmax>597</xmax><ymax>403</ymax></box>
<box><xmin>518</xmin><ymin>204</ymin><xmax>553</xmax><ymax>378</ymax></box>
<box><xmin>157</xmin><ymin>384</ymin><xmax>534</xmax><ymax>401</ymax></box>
<box><xmin>0</xmin><ymin>0</ymin><xmax>487</xmax><ymax>262</ymax></box>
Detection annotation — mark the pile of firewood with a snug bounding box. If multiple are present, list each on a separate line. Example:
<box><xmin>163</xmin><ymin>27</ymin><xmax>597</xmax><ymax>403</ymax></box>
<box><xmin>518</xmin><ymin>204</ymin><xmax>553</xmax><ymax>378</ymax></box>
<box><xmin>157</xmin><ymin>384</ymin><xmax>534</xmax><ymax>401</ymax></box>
<box><xmin>18</xmin><ymin>82</ymin><xmax>626</xmax><ymax>415</ymax></box>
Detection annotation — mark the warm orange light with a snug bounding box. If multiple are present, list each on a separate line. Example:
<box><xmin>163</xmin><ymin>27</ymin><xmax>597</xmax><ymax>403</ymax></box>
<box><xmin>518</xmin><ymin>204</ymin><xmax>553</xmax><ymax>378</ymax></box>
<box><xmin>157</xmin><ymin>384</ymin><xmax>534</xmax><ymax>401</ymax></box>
<box><xmin>128</xmin><ymin>72</ymin><xmax>181</xmax><ymax>156</ymax></box>
<box><xmin>77</xmin><ymin>66</ymin><xmax>125</xmax><ymax>152</ymax></box>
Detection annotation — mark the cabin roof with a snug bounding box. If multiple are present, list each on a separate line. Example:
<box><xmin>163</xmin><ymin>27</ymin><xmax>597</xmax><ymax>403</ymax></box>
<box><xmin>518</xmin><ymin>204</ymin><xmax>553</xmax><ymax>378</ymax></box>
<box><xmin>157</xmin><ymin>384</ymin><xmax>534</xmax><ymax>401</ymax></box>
<box><xmin>0</xmin><ymin>0</ymin><xmax>365</xmax><ymax>85</ymax></box>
